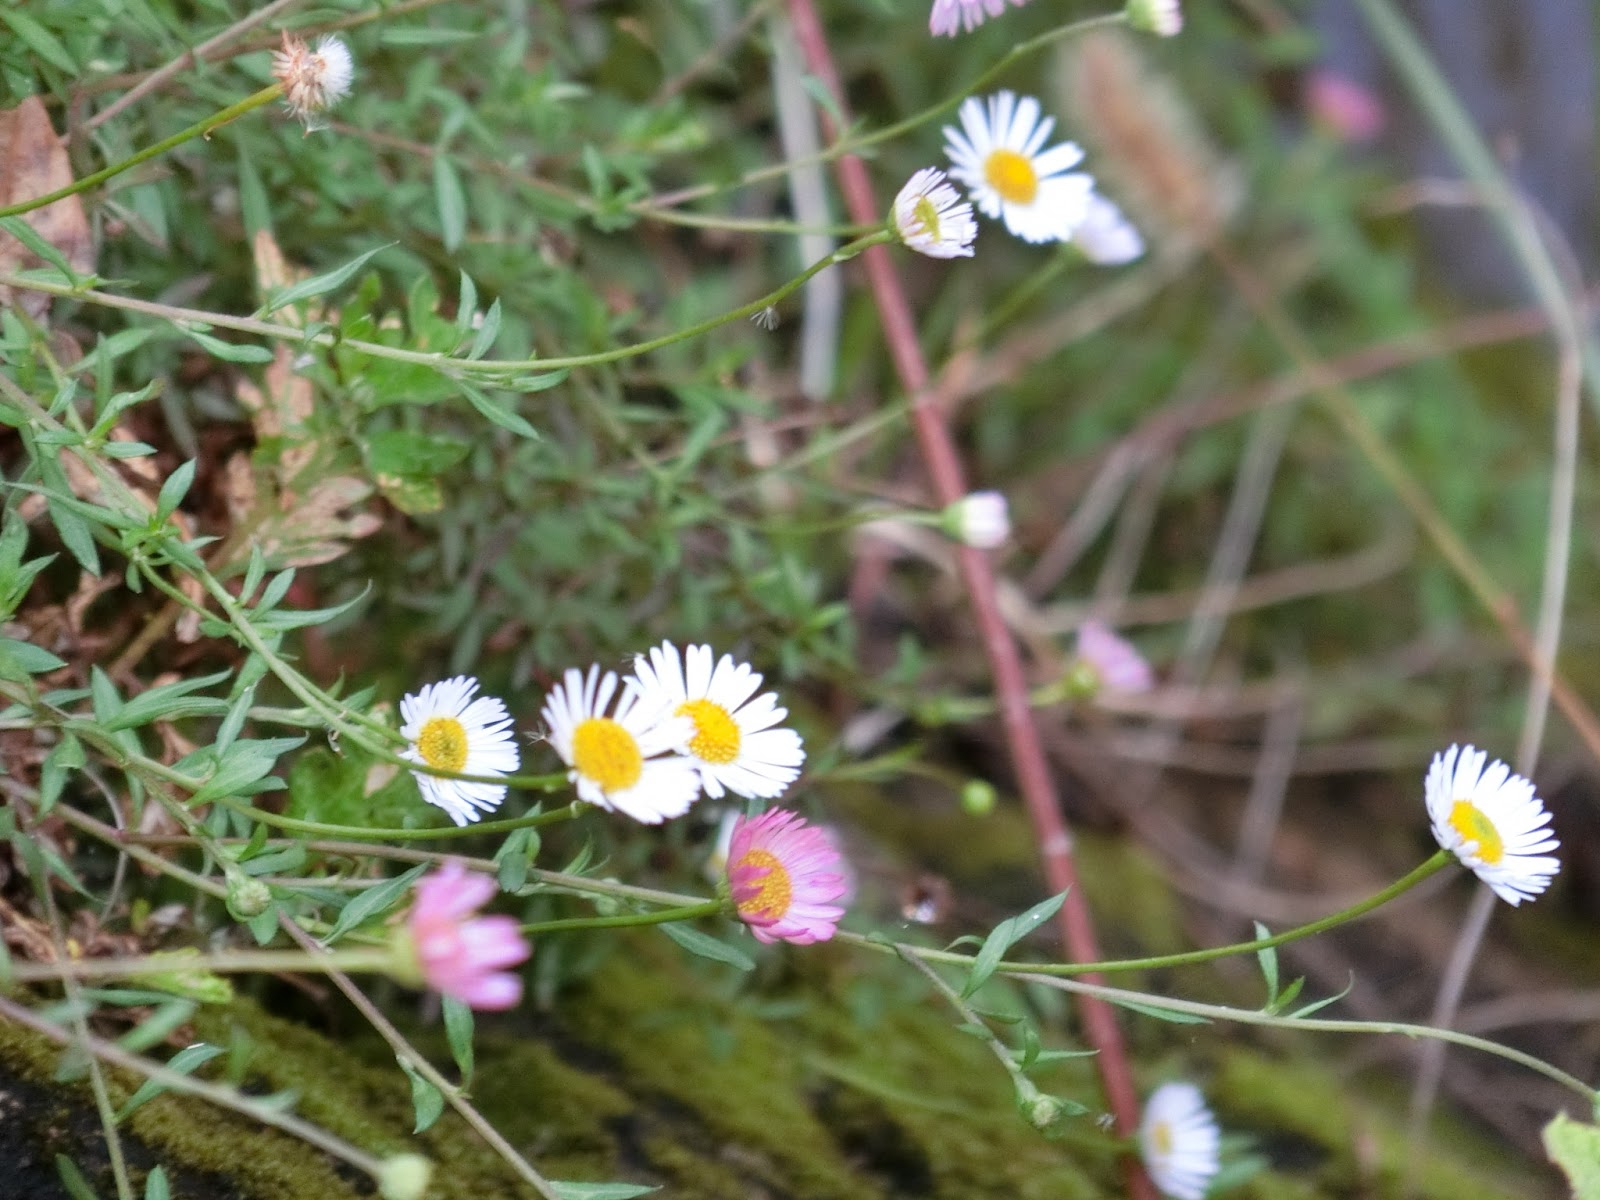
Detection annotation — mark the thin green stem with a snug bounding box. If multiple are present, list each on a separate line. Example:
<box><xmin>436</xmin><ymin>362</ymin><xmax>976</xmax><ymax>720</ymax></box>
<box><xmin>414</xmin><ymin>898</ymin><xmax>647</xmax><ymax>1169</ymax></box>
<box><xmin>7</xmin><ymin>947</ymin><xmax>398</xmax><ymax>985</ymax></box>
<box><xmin>1015</xmin><ymin>971</ymin><xmax>1600</xmax><ymax>1105</ymax></box>
<box><xmin>0</xmin><ymin>86</ymin><xmax>284</xmax><ymax>218</ymax></box>
<box><xmin>214</xmin><ymin>795</ymin><xmax>584</xmax><ymax>841</ymax></box>
<box><xmin>522</xmin><ymin>899</ymin><xmax>727</xmax><ymax>935</ymax></box>
<box><xmin>1018</xmin><ymin>851</ymin><xmax>1453</xmax><ymax>976</ymax></box>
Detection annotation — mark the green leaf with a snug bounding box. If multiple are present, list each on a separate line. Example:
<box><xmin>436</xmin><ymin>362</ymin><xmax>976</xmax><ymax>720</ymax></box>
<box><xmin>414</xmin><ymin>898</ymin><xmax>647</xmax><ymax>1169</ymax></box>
<box><xmin>398</xmin><ymin>1055</ymin><xmax>445</xmax><ymax>1134</ymax></box>
<box><xmin>47</xmin><ymin>495</ymin><xmax>100</xmax><ymax>575</ymax></box>
<box><xmin>458</xmin><ymin>382</ymin><xmax>538</xmax><ymax>438</ymax></box>
<box><xmin>155</xmin><ymin>460</ymin><xmax>197</xmax><ymax>522</ymax></box>
<box><xmin>1114</xmin><ymin>999</ymin><xmax>1211</xmax><ymax>1025</ymax></box>
<box><xmin>379</xmin><ymin>26</ymin><xmax>483</xmax><ymax>46</ymax></box>
<box><xmin>367</xmin><ymin>430</ymin><xmax>471</xmax><ymax>478</ymax></box>
<box><xmin>659</xmin><ymin>923</ymin><xmax>754</xmax><ymax>972</ymax></box>
<box><xmin>186</xmin><ymin>736</ymin><xmax>304</xmax><ymax>806</ymax></box>
<box><xmin>257</xmin><ymin>244</ymin><xmax>393</xmax><ymax>317</ymax></box>
<box><xmin>144</xmin><ymin>1166</ymin><xmax>171</xmax><ymax>1200</ymax></box>
<box><xmin>322</xmin><ymin>864</ymin><xmax>428</xmax><ymax>944</ymax></box>
<box><xmin>443</xmin><ymin>996</ymin><xmax>475</xmax><ymax>1085</ymax></box>
<box><xmin>1546</xmin><ymin>1113</ymin><xmax>1600</xmax><ymax>1200</ymax></box>
<box><xmin>548</xmin><ymin>1184</ymin><xmax>660</xmax><ymax>1200</ymax></box>
<box><xmin>0</xmin><ymin>214</ymin><xmax>78</xmax><ymax>279</ymax></box>
<box><xmin>183</xmin><ymin>327</ymin><xmax>274</xmax><ymax>364</ymax></box>
<box><xmin>0</xmin><ymin>11</ymin><xmax>77</xmax><ymax>73</ymax></box>
<box><xmin>116</xmin><ymin>1043</ymin><xmax>224</xmax><ymax>1123</ymax></box>
<box><xmin>467</xmin><ymin>299</ymin><xmax>501</xmax><ymax>360</ymax></box>
<box><xmin>494</xmin><ymin>826</ymin><xmax>539</xmax><ymax>892</ymax></box>
<box><xmin>1254</xmin><ymin>921</ymin><xmax>1279</xmax><ymax>1008</ymax></box>
<box><xmin>54</xmin><ymin>1155</ymin><xmax>102</xmax><ymax>1200</ymax></box>
<box><xmin>105</xmin><ymin>668</ymin><xmax>232</xmax><ymax>732</ymax></box>
<box><xmin>0</xmin><ymin>636</ymin><xmax>67</xmax><ymax>677</ymax></box>
<box><xmin>963</xmin><ymin>891</ymin><xmax>1067</xmax><ymax>998</ymax></box>
<box><xmin>38</xmin><ymin>733</ymin><xmax>84</xmax><ymax>813</ymax></box>
<box><xmin>434</xmin><ymin>156</ymin><xmax>468</xmax><ymax>252</ymax></box>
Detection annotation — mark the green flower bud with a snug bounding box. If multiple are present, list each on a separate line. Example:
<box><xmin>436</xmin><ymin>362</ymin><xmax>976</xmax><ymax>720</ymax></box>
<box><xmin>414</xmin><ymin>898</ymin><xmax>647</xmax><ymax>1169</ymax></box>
<box><xmin>225</xmin><ymin>871</ymin><xmax>273</xmax><ymax>921</ymax></box>
<box><xmin>961</xmin><ymin>780</ymin><xmax>997</xmax><ymax>817</ymax></box>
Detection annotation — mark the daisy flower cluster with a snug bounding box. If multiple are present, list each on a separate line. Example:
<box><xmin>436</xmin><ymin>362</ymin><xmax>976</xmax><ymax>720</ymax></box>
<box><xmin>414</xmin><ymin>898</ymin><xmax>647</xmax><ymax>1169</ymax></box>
<box><xmin>397</xmin><ymin>642</ymin><xmax>847</xmax><ymax>952</ymax></box>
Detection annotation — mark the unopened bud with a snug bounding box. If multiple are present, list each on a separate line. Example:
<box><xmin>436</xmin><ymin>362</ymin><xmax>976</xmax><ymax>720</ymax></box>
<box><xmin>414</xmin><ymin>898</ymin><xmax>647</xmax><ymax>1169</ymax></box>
<box><xmin>961</xmin><ymin>780</ymin><xmax>997</xmax><ymax>817</ymax></box>
<box><xmin>225</xmin><ymin>871</ymin><xmax>272</xmax><ymax>921</ymax></box>
<box><xmin>376</xmin><ymin>1153</ymin><xmax>433</xmax><ymax>1200</ymax></box>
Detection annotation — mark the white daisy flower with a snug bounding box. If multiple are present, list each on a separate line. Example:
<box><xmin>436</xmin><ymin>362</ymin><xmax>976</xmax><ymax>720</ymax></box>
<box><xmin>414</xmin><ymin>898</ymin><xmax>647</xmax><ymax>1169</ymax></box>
<box><xmin>272</xmin><ymin>34</ymin><xmax>354</xmax><ymax>129</ymax></box>
<box><xmin>630</xmin><ymin>642</ymin><xmax>805</xmax><ymax>801</ymax></box>
<box><xmin>943</xmin><ymin>91</ymin><xmax>1094</xmax><ymax>244</ymax></box>
<box><xmin>1077</xmin><ymin>193</ymin><xmax>1146</xmax><ymax>265</ymax></box>
<box><xmin>1139</xmin><ymin>1082</ymin><xmax>1221</xmax><ymax>1200</ymax></box>
<box><xmin>945</xmin><ymin>491</ymin><xmax>1010</xmax><ymax>548</ymax></box>
<box><xmin>1425</xmin><ymin>744</ymin><xmax>1561</xmax><ymax>906</ymax></box>
<box><xmin>399</xmin><ymin>676</ymin><xmax>520</xmax><ymax>827</ymax></box>
<box><xmin>541</xmin><ymin>665</ymin><xmax>701</xmax><ymax>824</ymax></box>
<box><xmin>892</xmin><ymin>168</ymin><xmax>978</xmax><ymax>259</ymax></box>
<box><xmin>1127</xmin><ymin>0</ymin><xmax>1183</xmax><ymax>37</ymax></box>
<box><xmin>928</xmin><ymin>0</ymin><xmax>1029</xmax><ymax>38</ymax></box>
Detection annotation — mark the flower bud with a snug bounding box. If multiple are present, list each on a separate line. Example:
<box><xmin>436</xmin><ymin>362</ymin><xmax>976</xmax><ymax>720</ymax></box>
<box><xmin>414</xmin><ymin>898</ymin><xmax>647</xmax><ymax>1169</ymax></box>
<box><xmin>376</xmin><ymin>1153</ymin><xmax>433</xmax><ymax>1200</ymax></box>
<box><xmin>225</xmin><ymin>870</ymin><xmax>272</xmax><ymax>921</ymax></box>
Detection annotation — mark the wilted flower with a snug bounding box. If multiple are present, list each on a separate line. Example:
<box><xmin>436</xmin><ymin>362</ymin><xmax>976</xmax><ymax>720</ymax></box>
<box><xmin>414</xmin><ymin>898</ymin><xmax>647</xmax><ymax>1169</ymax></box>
<box><xmin>727</xmin><ymin>809</ymin><xmax>849</xmax><ymax>944</ymax></box>
<box><xmin>945</xmin><ymin>491</ymin><xmax>1010</xmax><ymax>549</ymax></box>
<box><xmin>541</xmin><ymin>665</ymin><xmax>700</xmax><ymax>824</ymax></box>
<box><xmin>272</xmin><ymin>33</ymin><xmax>354</xmax><ymax>128</ymax></box>
<box><xmin>1139</xmin><ymin>1081</ymin><xmax>1220</xmax><ymax>1200</ymax></box>
<box><xmin>1126</xmin><ymin>0</ymin><xmax>1183</xmax><ymax>37</ymax></box>
<box><xmin>401</xmin><ymin>864</ymin><xmax>530</xmax><ymax>1010</ymax></box>
<box><xmin>944</xmin><ymin>92</ymin><xmax>1094</xmax><ymax>244</ymax></box>
<box><xmin>399</xmin><ymin>676</ymin><xmax>520</xmax><ymax>827</ymax></box>
<box><xmin>929</xmin><ymin>0</ymin><xmax>1029</xmax><ymax>36</ymax></box>
<box><xmin>1425</xmin><ymin>744</ymin><xmax>1560</xmax><ymax>906</ymax></box>
<box><xmin>892</xmin><ymin>167</ymin><xmax>978</xmax><ymax>259</ymax></box>
<box><xmin>631</xmin><ymin>642</ymin><xmax>805</xmax><ymax>800</ymax></box>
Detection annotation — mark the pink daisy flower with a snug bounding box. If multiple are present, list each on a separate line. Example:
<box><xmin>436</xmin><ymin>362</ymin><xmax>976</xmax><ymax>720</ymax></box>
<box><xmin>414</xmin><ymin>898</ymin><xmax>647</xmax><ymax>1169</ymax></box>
<box><xmin>929</xmin><ymin>0</ymin><xmax>1029</xmax><ymax>37</ymax></box>
<box><xmin>1075</xmin><ymin>620</ymin><xmax>1154</xmax><ymax>694</ymax></box>
<box><xmin>404</xmin><ymin>863</ymin><xmax>530</xmax><ymax>1010</ymax></box>
<box><xmin>726</xmin><ymin>810</ymin><xmax>850</xmax><ymax>945</ymax></box>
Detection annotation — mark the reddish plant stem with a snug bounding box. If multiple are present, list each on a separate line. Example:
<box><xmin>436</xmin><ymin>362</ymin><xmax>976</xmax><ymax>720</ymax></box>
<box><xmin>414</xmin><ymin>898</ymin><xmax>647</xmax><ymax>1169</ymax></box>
<box><xmin>782</xmin><ymin>4</ymin><xmax>1153</xmax><ymax>1193</ymax></box>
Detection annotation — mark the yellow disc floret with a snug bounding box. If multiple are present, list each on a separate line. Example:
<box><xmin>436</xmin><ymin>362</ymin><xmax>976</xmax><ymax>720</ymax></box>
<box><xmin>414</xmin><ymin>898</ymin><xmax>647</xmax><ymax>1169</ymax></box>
<box><xmin>416</xmin><ymin>716</ymin><xmax>469</xmax><ymax>772</ymax></box>
<box><xmin>1449</xmin><ymin>800</ymin><xmax>1505</xmax><ymax>864</ymax></box>
<box><xmin>732</xmin><ymin>849</ymin><xmax>792</xmax><ymax>922</ymax></box>
<box><xmin>983</xmin><ymin>149</ymin><xmax>1039</xmax><ymax>205</ymax></box>
<box><xmin>571</xmin><ymin>717</ymin><xmax>644</xmax><ymax>792</ymax></box>
<box><xmin>678</xmin><ymin>699</ymin><xmax>741</xmax><ymax>765</ymax></box>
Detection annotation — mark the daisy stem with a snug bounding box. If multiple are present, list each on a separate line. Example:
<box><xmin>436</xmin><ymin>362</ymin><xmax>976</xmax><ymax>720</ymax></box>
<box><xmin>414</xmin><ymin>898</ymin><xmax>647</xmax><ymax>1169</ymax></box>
<box><xmin>0</xmin><ymin>85</ymin><xmax>284</xmax><ymax>219</ymax></box>
<box><xmin>214</xmin><ymin>795</ymin><xmax>584</xmax><ymax>841</ymax></box>
<box><xmin>1015</xmin><ymin>850</ymin><xmax>1455</xmax><ymax>977</ymax></box>
<box><xmin>5</xmin><ymin>947</ymin><xmax>399</xmax><ymax>985</ymax></box>
<box><xmin>521</xmin><ymin>899</ymin><xmax>727</xmax><ymax>935</ymax></box>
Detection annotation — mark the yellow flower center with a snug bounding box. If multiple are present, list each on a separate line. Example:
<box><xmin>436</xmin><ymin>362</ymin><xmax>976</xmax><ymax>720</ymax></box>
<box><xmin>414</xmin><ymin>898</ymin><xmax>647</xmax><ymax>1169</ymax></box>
<box><xmin>571</xmin><ymin>717</ymin><xmax>643</xmax><ymax>792</ymax></box>
<box><xmin>416</xmin><ymin>716</ymin><xmax>468</xmax><ymax>771</ymax></box>
<box><xmin>983</xmin><ymin>149</ymin><xmax>1038</xmax><ymax>205</ymax></box>
<box><xmin>733</xmin><ymin>849</ymin><xmax>792</xmax><ymax>922</ymax></box>
<box><xmin>1150</xmin><ymin>1120</ymin><xmax>1174</xmax><ymax>1155</ymax></box>
<box><xmin>678</xmin><ymin>699</ymin><xmax>741</xmax><ymax>764</ymax></box>
<box><xmin>911</xmin><ymin>195</ymin><xmax>941</xmax><ymax>240</ymax></box>
<box><xmin>1448</xmin><ymin>800</ymin><xmax>1505</xmax><ymax>864</ymax></box>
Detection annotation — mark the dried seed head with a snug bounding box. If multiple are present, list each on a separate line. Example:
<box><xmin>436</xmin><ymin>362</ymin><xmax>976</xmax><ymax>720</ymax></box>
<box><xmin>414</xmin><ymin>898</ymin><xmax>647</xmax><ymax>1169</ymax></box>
<box><xmin>272</xmin><ymin>33</ymin><xmax>354</xmax><ymax>130</ymax></box>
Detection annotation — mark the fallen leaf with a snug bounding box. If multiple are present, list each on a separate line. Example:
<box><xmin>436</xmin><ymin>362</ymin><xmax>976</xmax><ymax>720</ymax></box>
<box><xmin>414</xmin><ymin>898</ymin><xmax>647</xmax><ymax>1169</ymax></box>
<box><xmin>0</xmin><ymin>95</ymin><xmax>94</xmax><ymax>319</ymax></box>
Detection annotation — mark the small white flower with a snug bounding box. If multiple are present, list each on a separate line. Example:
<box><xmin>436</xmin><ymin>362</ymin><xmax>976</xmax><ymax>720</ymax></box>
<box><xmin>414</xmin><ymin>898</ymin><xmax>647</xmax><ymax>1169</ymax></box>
<box><xmin>892</xmin><ymin>168</ymin><xmax>978</xmax><ymax>259</ymax></box>
<box><xmin>630</xmin><ymin>642</ymin><xmax>805</xmax><ymax>801</ymax></box>
<box><xmin>944</xmin><ymin>91</ymin><xmax>1094</xmax><ymax>244</ymax></box>
<box><xmin>945</xmin><ymin>491</ymin><xmax>1010</xmax><ymax>549</ymax></box>
<box><xmin>272</xmin><ymin>33</ymin><xmax>354</xmax><ymax>128</ymax></box>
<box><xmin>1139</xmin><ymin>1082</ymin><xmax>1221</xmax><ymax>1200</ymax></box>
<box><xmin>399</xmin><ymin>676</ymin><xmax>520</xmax><ymax>826</ymax></box>
<box><xmin>1076</xmin><ymin>193</ymin><xmax>1146</xmax><ymax>265</ymax></box>
<box><xmin>1425</xmin><ymin>744</ymin><xmax>1560</xmax><ymax>906</ymax></box>
<box><xmin>929</xmin><ymin>0</ymin><xmax>1029</xmax><ymax>37</ymax></box>
<box><xmin>541</xmin><ymin>665</ymin><xmax>701</xmax><ymax>824</ymax></box>
<box><xmin>1127</xmin><ymin>0</ymin><xmax>1183</xmax><ymax>37</ymax></box>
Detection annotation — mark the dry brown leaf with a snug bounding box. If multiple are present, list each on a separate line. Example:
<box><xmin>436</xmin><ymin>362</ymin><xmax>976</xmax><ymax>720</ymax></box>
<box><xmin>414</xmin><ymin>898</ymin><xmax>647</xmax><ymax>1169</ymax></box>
<box><xmin>0</xmin><ymin>96</ymin><xmax>94</xmax><ymax>320</ymax></box>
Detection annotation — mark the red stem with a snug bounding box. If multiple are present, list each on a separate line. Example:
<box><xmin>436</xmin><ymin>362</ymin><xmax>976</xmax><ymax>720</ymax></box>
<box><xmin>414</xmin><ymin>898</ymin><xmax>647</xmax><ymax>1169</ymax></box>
<box><xmin>781</xmin><ymin>4</ymin><xmax>1154</xmax><ymax>1194</ymax></box>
